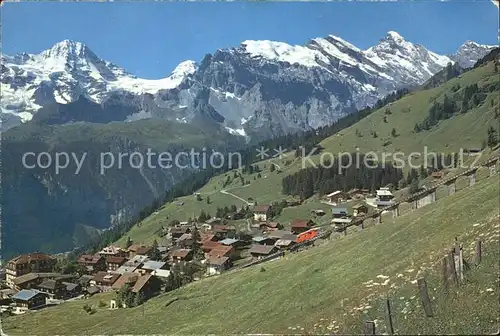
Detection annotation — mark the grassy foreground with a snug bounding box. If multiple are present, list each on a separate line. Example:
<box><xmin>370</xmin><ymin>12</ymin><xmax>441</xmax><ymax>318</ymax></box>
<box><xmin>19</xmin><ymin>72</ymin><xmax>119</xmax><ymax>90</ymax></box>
<box><xmin>4</xmin><ymin>173</ymin><xmax>499</xmax><ymax>335</ymax></box>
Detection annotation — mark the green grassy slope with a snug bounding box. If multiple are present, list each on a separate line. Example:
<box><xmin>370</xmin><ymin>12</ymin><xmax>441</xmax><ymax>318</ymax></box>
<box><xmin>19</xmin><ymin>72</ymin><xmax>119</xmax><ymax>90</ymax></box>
<box><xmin>318</xmin><ymin>63</ymin><xmax>498</xmax><ymax>157</ymax></box>
<box><xmin>118</xmin><ymin>61</ymin><xmax>499</xmax><ymax>246</ymax></box>
<box><xmin>5</xmin><ymin>172</ymin><xmax>499</xmax><ymax>335</ymax></box>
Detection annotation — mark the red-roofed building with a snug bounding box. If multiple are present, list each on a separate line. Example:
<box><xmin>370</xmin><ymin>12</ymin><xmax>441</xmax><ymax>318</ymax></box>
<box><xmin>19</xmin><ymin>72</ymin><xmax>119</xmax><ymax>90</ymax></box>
<box><xmin>207</xmin><ymin>245</ymin><xmax>238</xmax><ymax>260</ymax></box>
<box><xmin>111</xmin><ymin>272</ymin><xmax>139</xmax><ymax>291</ymax></box>
<box><xmin>201</xmin><ymin>241</ymin><xmax>222</xmax><ymax>253</ymax></box>
<box><xmin>200</xmin><ymin>233</ymin><xmax>216</xmax><ymax>243</ymax></box>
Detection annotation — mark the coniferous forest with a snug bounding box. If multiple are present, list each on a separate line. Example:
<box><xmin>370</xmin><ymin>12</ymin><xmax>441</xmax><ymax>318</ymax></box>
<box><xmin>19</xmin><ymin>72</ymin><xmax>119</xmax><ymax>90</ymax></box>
<box><xmin>282</xmin><ymin>154</ymin><xmax>404</xmax><ymax>199</ymax></box>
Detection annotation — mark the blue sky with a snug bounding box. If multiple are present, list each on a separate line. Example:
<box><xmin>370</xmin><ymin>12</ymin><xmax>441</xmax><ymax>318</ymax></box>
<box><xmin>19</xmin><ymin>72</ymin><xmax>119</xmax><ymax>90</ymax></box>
<box><xmin>2</xmin><ymin>1</ymin><xmax>498</xmax><ymax>79</ymax></box>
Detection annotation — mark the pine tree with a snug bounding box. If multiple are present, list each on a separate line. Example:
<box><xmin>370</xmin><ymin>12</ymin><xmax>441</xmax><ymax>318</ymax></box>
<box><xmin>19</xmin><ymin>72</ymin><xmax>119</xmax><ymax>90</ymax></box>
<box><xmin>487</xmin><ymin>126</ymin><xmax>499</xmax><ymax>148</ymax></box>
<box><xmin>134</xmin><ymin>291</ymin><xmax>145</xmax><ymax>307</ymax></box>
<box><xmin>190</xmin><ymin>226</ymin><xmax>204</xmax><ymax>260</ymax></box>
<box><xmin>445</xmin><ymin>62</ymin><xmax>453</xmax><ymax>80</ymax></box>
<box><xmin>125</xmin><ymin>236</ymin><xmax>133</xmax><ymax>248</ymax></box>
<box><xmin>164</xmin><ymin>264</ymin><xmax>182</xmax><ymax>292</ymax></box>
<box><xmin>270</xmin><ymin>164</ymin><xmax>275</xmax><ymax>172</ymax></box>
<box><xmin>199</xmin><ymin>210</ymin><xmax>208</xmax><ymax>222</ymax></box>
<box><xmin>409</xmin><ymin>179</ymin><xmax>420</xmax><ymax>194</ymax></box>
<box><xmin>150</xmin><ymin>239</ymin><xmax>162</xmax><ymax>261</ymax></box>
<box><xmin>117</xmin><ymin>284</ymin><xmax>134</xmax><ymax>308</ymax></box>
<box><xmin>215</xmin><ymin>207</ymin><xmax>223</xmax><ymax>218</ymax></box>
<box><xmin>391</xmin><ymin>128</ymin><xmax>398</xmax><ymax>137</ymax></box>
<box><xmin>206</xmin><ymin>196</ymin><xmax>211</xmax><ymax>204</ymax></box>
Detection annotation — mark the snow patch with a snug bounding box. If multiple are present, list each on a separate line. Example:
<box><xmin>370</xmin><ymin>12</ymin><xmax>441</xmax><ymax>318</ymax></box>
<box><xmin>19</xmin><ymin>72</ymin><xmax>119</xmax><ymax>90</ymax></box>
<box><xmin>125</xmin><ymin>110</ymin><xmax>152</xmax><ymax>122</ymax></box>
<box><xmin>225</xmin><ymin>126</ymin><xmax>246</xmax><ymax>137</ymax></box>
<box><xmin>241</xmin><ymin>40</ymin><xmax>329</xmax><ymax>68</ymax></box>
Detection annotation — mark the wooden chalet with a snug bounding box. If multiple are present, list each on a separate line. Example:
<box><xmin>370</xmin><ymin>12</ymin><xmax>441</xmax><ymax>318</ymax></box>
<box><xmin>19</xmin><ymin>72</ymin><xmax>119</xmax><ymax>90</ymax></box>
<box><xmin>127</xmin><ymin>244</ymin><xmax>153</xmax><ymax>258</ymax></box>
<box><xmin>206</xmin><ymin>256</ymin><xmax>232</xmax><ymax>275</ymax></box>
<box><xmin>253</xmin><ymin>205</ymin><xmax>272</xmax><ymax>221</ymax></box>
<box><xmin>77</xmin><ymin>254</ymin><xmax>106</xmax><ymax>274</ymax></box>
<box><xmin>91</xmin><ymin>272</ymin><xmax>121</xmax><ymax>289</ymax></box>
<box><xmin>248</xmin><ymin>245</ymin><xmax>278</xmax><ymax>259</ymax></box>
<box><xmin>290</xmin><ymin>219</ymin><xmax>314</xmax><ymax>234</ymax></box>
<box><xmin>171</xmin><ymin>249</ymin><xmax>193</xmax><ymax>263</ymax></box>
<box><xmin>105</xmin><ymin>256</ymin><xmax>127</xmax><ymax>272</ymax></box>
<box><xmin>352</xmin><ymin>204</ymin><xmax>368</xmax><ymax>217</ymax></box>
<box><xmin>12</xmin><ymin>289</ymin><xmax>48</xmax><ymax>310</ymax></box>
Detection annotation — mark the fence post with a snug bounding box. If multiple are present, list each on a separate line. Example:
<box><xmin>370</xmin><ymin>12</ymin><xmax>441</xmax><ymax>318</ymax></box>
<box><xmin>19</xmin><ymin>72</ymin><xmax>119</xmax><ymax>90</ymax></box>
<box><xmin>363</xmin><ymin>321</ymin><xmax>376</xmax><ymax>335</ymax></box>
<box><xmin>448</xmin><ymin>250</ymin><xmax>458</xmax><ymax>285</ymax></box>
<box><xmin>458</xmin><ymin>245</ymin><xmax>464</xmax><ymax>282</ymax></box>
<box><xmin>417</xmin><ymin>277</ymin><xmax>433</xmax><ymax>317</ymax></box>
<box><xmin>474</xmin><ymin>240</ymin><xmax>482</xmax><ymax>266</ymax></box>
<box><xmin>441</xmin><ymin>256</ymin><xmax>449</xmax><ymax>292</ymax></box>
<box><xmin>384</xmin><ymin>297</ymin><xmax>394</xmax><ymax>335</ymax></box>
<box><xmin>454</xmin><ymin>245</ymin><xmax>464</xmax><ymax>283</ymax></box>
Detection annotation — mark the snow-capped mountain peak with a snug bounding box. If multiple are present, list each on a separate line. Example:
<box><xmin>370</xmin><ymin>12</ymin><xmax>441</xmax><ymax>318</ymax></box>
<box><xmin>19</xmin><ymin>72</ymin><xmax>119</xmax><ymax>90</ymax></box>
<box><xmin>170</xmin><ymin>60</ymin><xmax>198</xmax><ymax>79</ymax></box>
<box><xmin>370</xmin><ymin>31</ymin><xmax>415</xmax><ymax>54</ymax></box>
<box><xmin>450</xmin><ymin>40</ymin><xmax>497</xmax><ymax>68</ymax></box>
<box><xmin>0</xmin><ymin>41</ymin><xmax>197</xmax><ymax>124</ymax></box>
<box><xmin>386</xmin><ymin>31</ymin><xmax>405</xmax><ymax>42</ymax></box>
<box><xmin>1</xmin><ymin>32</ymin><xmax>494</xmax><ymax>134</ymax></box>
<box><xmin>40</xmin><ymin>39</ymin><xmax>90</xmax><ymax>60</ymax></box>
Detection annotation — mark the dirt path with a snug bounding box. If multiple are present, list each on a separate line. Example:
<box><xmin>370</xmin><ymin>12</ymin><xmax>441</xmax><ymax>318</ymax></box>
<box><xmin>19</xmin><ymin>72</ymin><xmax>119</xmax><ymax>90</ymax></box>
<box><xmin>220</xmin><ymin>189</ymin><xmax>254</xmax><ymax>206</ymax></box>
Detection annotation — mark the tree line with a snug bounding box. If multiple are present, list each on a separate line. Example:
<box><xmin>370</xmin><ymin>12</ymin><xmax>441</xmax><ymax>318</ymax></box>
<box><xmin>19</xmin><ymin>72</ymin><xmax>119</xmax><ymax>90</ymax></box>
<box><xmin>415</xmin><ymin>81</ymin><xmax>498</xmax><ymax>133</ymax></box>
<box><xmin>281</xmin><ymin>154</ymin><xmax>404</xmax><ymax>199</ymax></box>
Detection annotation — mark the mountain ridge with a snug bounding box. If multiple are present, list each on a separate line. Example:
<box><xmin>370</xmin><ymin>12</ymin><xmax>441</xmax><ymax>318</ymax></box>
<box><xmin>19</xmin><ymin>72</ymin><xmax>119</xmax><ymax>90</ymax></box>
<box><xmin>1</xmin><ymin>32</ymin><xmax>495</xmax><ymax>137</ymax></box>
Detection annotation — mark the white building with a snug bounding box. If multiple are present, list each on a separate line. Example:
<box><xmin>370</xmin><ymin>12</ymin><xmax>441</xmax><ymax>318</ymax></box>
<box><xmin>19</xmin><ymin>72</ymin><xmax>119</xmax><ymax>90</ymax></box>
<box><xmin>375</xmin><ymin>188</ymin><xmax>395</xmax><ymax>208</ymax></box>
